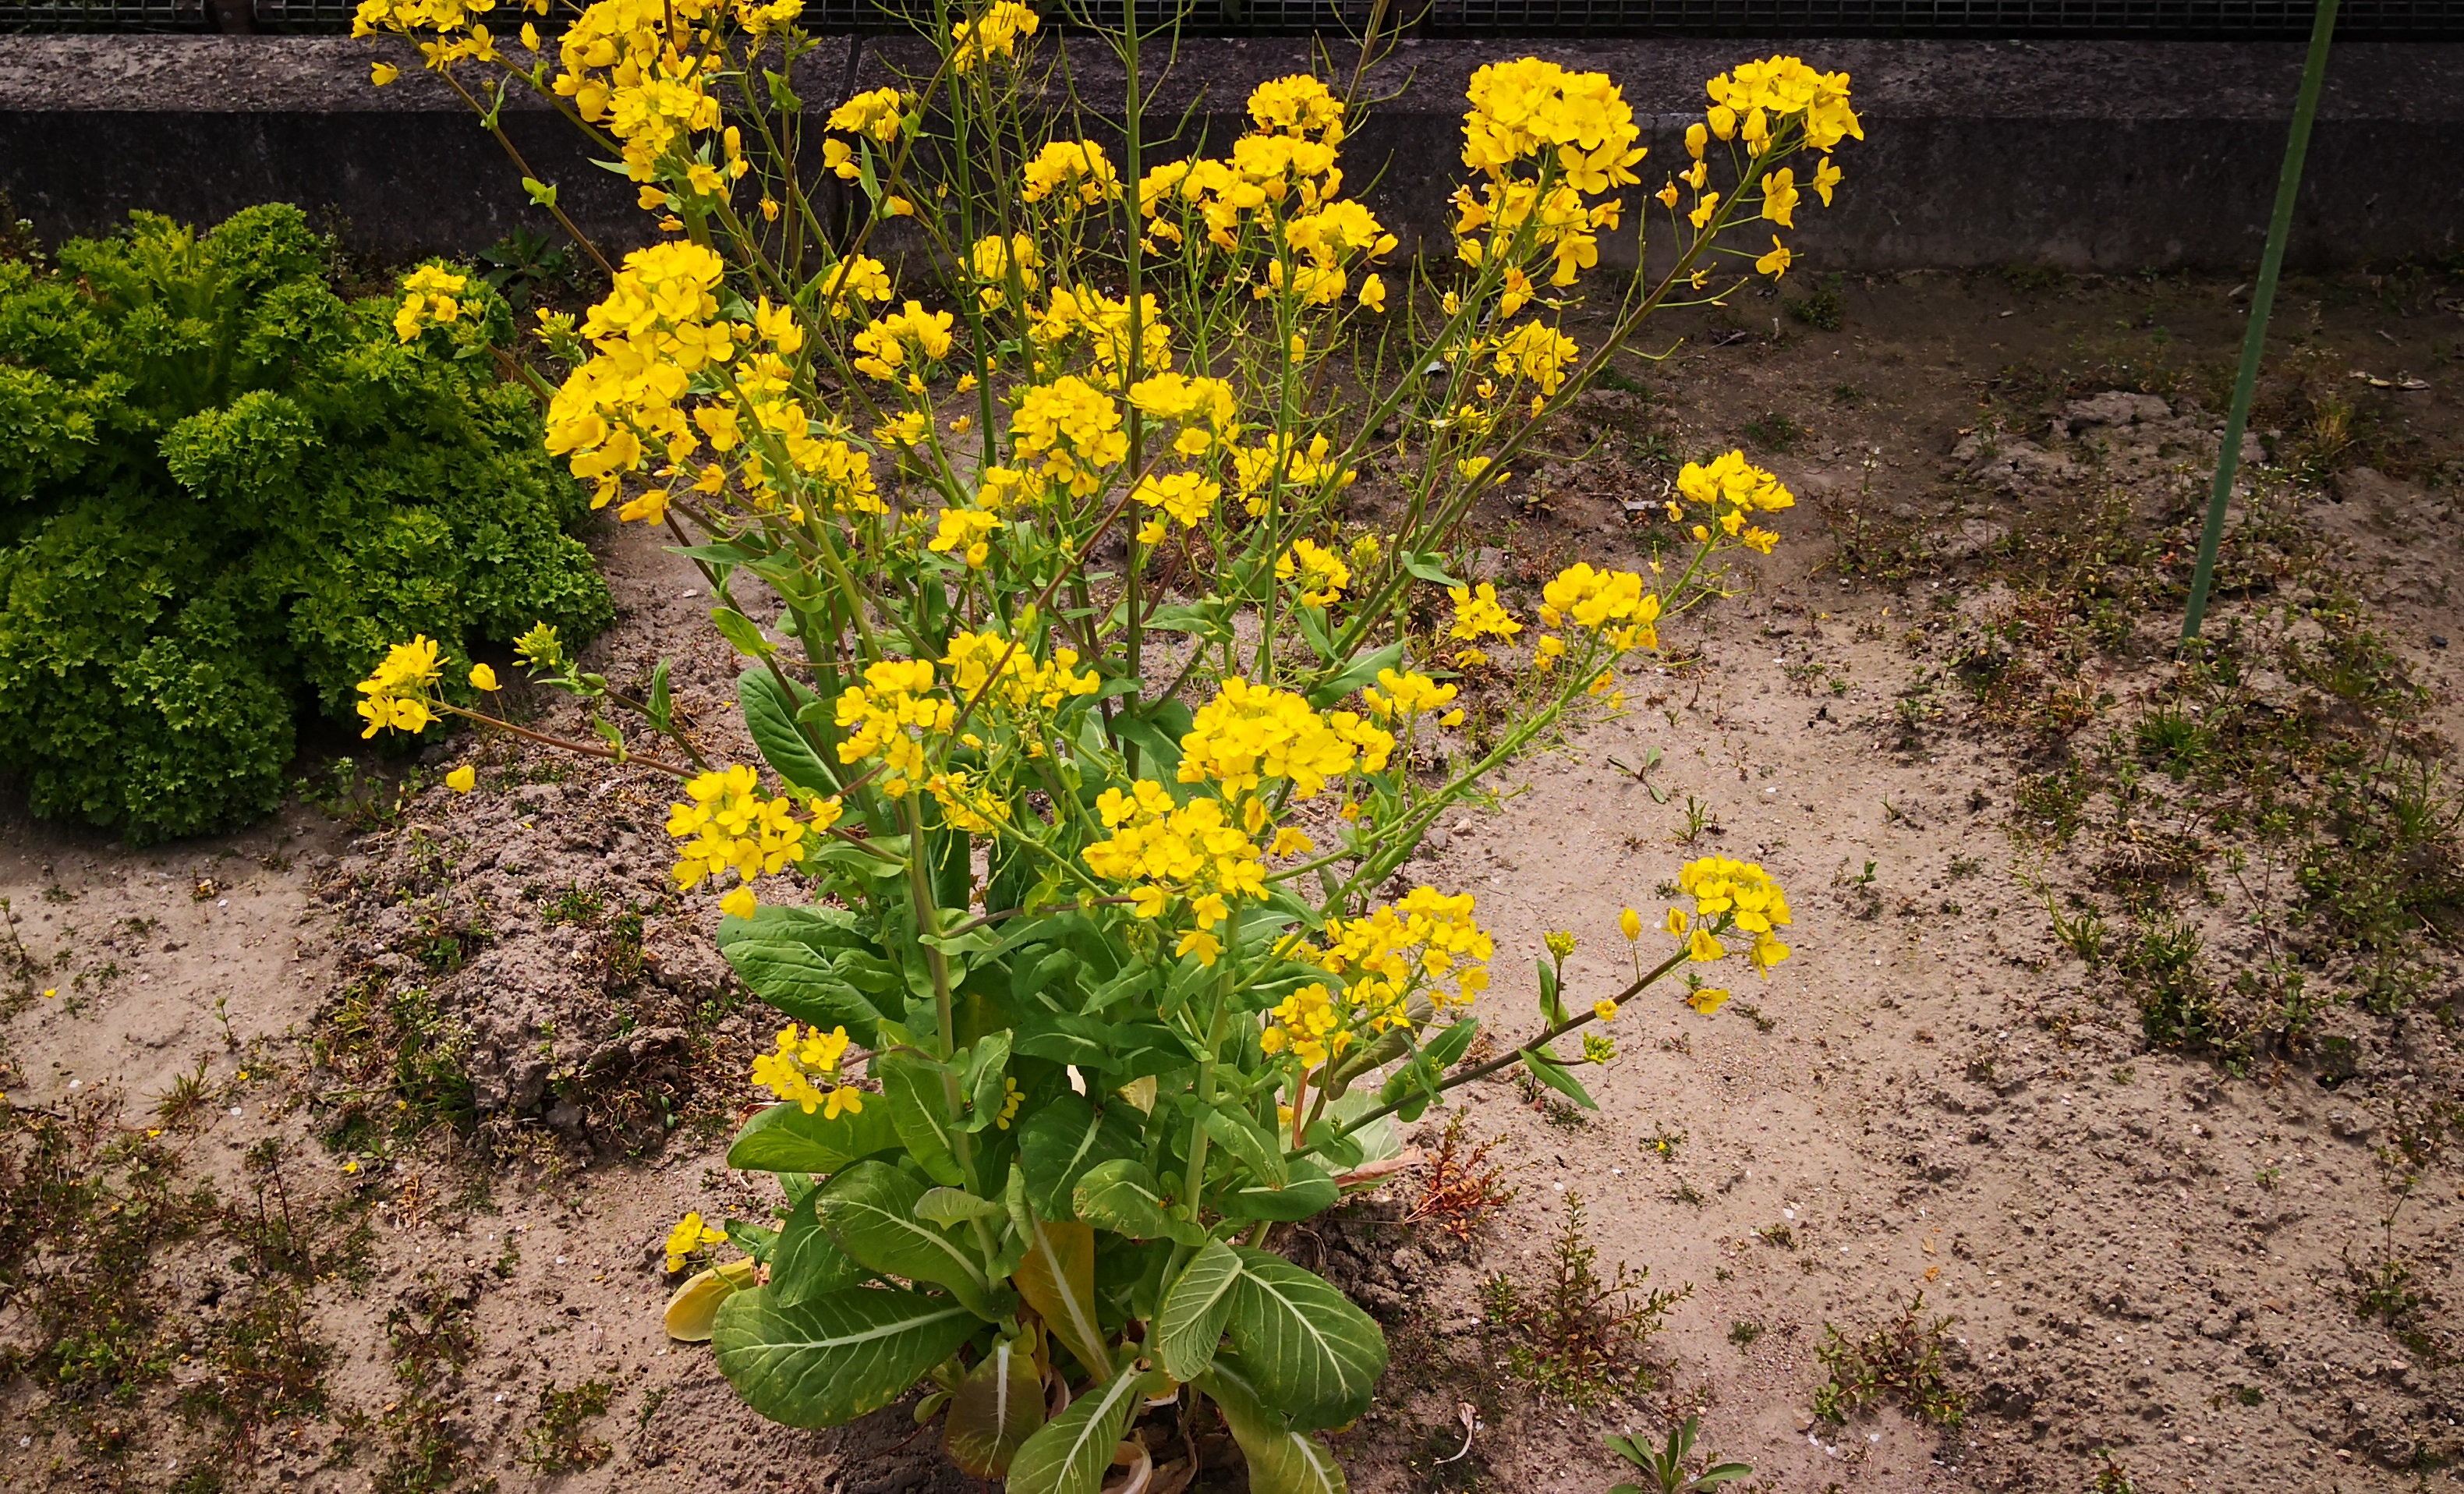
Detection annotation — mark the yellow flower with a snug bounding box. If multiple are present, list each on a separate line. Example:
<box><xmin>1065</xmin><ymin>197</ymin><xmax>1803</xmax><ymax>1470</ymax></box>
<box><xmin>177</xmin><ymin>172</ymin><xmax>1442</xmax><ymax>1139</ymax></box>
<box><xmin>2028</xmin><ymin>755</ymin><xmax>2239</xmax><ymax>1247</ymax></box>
<box><xmin>1275</xmin><ymin>538</ymin><xmax>1351</xmax><ymax>608</ymax></box>
<box><xmin>1619</xmin><ymin>907</ymin><xmax>1642</xmax><ymax>941</ymax></box>
<box><xmin>1687</xmin><ymin>987</ymin><xmax>1733</xmax><ymax>1014</ymax></box>
<box><xmin>445</xmin><ymin>765</ymin><xmax>476</xmax><ymax>794</ymax></box>
<box><xmin>1761</xmin><ymin>166</ymin><xmax>1800</xmax><ymax>228</ymax></box>
<box><xmin>951</xmin><ymin>0</ymin><xmax>1039</xmax><ymax>72</ymax></box>
<box><xmin>664</xmin><ymin>1212</ymin><xmax>727</xmax><ymax>1273</ymax></box>
<box><xmin>1594</xmin><ymin>999</ymin><xmax>1620</xmax><ymax>1021</ymax></box>
<box><xmin>469</xmin><ymin>663</ymin><xmax>499</xmax><ymax>691</ymax></box>
<box><xmin>720</xmin><ymin>887</ymin><xmax>757</xmax><ymax>920</ymax></box>
<box><xmin>1687</xmin><ymin>927</ymin><xmax>1726</xmax><ymax>961</ymax></box>
<box><xmin>371</xmin><ymin>62</ymin><xmax>399</xmax><ymax>86</ymax></box>
<box><xmin>1811</xmin><ymin>154</ymin><xmax>1843</xmax><ymax>206</ymax></box>
<box><xmin>1755</xmin><ymin>236</ymin><xmax>1793</xmax><ymax>278</ymax></box>
<box><xmin>1664</xmin><ymin>907</ymin><xmax>1688</xmax><ymax>936</ymax></box>
<box><xmin>1358</xmin><ymin>273</ymin><xmax>1386</xmax><ymax>312</ymax></box>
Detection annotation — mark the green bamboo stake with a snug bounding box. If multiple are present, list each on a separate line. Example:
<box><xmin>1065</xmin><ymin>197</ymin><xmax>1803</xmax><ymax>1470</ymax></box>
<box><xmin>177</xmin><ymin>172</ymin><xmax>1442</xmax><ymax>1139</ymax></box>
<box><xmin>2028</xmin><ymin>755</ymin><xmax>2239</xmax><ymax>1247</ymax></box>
<box><xmin>2181</xmin><ymin>0</ymin><xmax>2340</xmax><ymax>643</ymax></box>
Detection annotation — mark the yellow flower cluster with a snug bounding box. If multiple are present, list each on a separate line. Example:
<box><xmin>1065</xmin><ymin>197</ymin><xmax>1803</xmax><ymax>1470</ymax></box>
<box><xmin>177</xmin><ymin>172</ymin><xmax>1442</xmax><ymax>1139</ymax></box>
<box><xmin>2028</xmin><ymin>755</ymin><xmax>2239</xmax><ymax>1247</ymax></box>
<box><xmin>541</xmin><ymin>0</ymin><xmax>735</xmax><ymax>186</ymax></box>
<box><xmin>547</xmin><ymin>241</ymin><xmax>876</xmax><ymax>522</ymax></box>
<box><xmin>1669</xmin><ymin>855</ymin><xmax>1793</xmax><ymax>977</ymax></box>
<box><xmin>1011</xmin><ymin>375</ymin><xmax>1128</xmax><ymax>497</ymax></box>
<box><xmin>666</xmin><ymin>764</ymin><xmax>839</xmax><ymax>905</ymax></box>
<box><xmin>351</xmin><ymin>0</ymin><xmax>514</xmax><ymax>73</ymax></box>
<box><xmin>1177</xmin><ymin>678</ymin><xmax>1393</xmax><ymax>801</ymax></box>
<box><xmin>664</xmin><ymin>1210</ymin><xmax>726</xmax><ymax>1272</ymax></box>
<box><xmin>951</xmin><ymin>0</ymin><xmax>1036</xmax><ymax>72</ymax></box>
<box><xmin>1029</xmin><ymin>286</ymin><xmax>1174</xmax><ymax>388</ymax></box>
<box><xmin>1659</xmin><ymin>56</ymin><xmax>1858</xmax><ymax>278</ymax></box>
<box><xmin>851</xmin><ymin>301</ymin><xmax>956</xmax><ymax>384</ymax></box>
<box><xmin>968</xmin><ymin>232</ymin><xmax>1043</xmax><ymax>309</ymax></box>
<box><xmin>834</xmin><ymin>659</ymin><xmax>956</xmax><ymax>797</ymax></box>
<box><xmin>1263</xmin><ymin>888</ymin><xmax>1495</xmax><ymax>1069</ymax></box>
<box><xmin>1131</xmin><ymin>471</ymin><xmax>1222</xmax><ymax>541</ymax></box>
<box><xmin>1228</xmin><ymin>430</ymin><xmax>1354</xmax><ymax>512</ymax></box>
<box><xmin>1361</xmin><ymin>668</ymin><xmax>1463</xmax><ymax>728</ymax></box>
<box><xmin>1139</xmin><ymin>75</ymin><xmax>1382</xmax><ymax>289</ymax></box>
<box><xmin>1538</xmin><ymin>563</ymin><xmax>1661</xmax><ymax>650</ymax></box>
<box><xmin>1453</xmin><ymin>58</ymin><xmax>1643</xmax><ymax>287</ymax></box>
<box><xmin>1446</xmin><ymin>582</ymin><xmax>1523</xmax><ymax>667</ymax></box>
<box><xmin>1673</xmin><ymin>451</ymin><xmax>1794</xmax><ymax>554</ymax></box>
<box><xmin>941</xmin><ymin>630</ymin><xmax>1102</xmax><ymax>715</ymax></box>
<box><xmin>1259</xmin><ymin>982</ymin><xmax>1354</xmax><ymax>1069</ymax></box>
<box><xmin>749</xmin><ymin>1021</ymin><xmax>865</xmax><ymax>1117</ymax></box>
<box><xmin>1275</xmin><ymin>538</ymin><xmax>1350</xmax><ymax>607</ymax></box>
<box><xmin>355</xmin><ymin>636</ymin><xmax>443</xmax><ymax>737</ymax></box>
<box><xmin>1316</xmin><ymin>886</ymin><xmax>1494</xmax><ymax>1007</ymax></box>
<box><xmin>393</xmin><ymin>265</ymin><xmax>468</xmax><ymax>342</ymax></box>
<box><xmin>1021</xmin><ymin>139</ymin><xmax>1123</xmax><ymax>208</ymax></box>
<box><xmin>1490</xmin><ymin>320</ymin><xmax>1581</xmax><ymax>398</ymax></box>
<box><xmin>1082</xmin><ymin>781</ymin><xmax>1266</xmax><ymax>965</ymax></box>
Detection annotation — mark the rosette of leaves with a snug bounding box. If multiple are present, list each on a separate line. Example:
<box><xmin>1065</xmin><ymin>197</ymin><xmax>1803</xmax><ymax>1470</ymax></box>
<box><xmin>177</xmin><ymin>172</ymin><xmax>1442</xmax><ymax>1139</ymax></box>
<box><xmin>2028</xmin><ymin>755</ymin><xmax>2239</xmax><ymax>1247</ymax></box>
<box><xmin>0</xmin><ymin>204</ymin><xmax>609</xmax><ymax>840</ymax></box>
<box><xmin>694</xmin><ymin>836</ymin><xmax>1399</xmax><ymax>1494</ymax></box>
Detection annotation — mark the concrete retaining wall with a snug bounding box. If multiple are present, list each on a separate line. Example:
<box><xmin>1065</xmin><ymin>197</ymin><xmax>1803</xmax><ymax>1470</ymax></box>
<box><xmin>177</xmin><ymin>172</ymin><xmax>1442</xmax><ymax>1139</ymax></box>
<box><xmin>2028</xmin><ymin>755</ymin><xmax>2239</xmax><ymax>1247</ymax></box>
<box><xmin>2</xmin><ymin>34</ymin><xmax>2459</xmax><ymax>270</ymax></box>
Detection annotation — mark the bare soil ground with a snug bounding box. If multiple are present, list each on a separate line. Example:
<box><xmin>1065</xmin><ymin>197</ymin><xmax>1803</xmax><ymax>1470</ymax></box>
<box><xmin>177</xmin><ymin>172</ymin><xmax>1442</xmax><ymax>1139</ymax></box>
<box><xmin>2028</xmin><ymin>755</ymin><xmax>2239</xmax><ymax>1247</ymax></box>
<box><xmin>5</xmin><ymin>263</ymin><xmax>2462</xmax><ymax>1494</ymax></box>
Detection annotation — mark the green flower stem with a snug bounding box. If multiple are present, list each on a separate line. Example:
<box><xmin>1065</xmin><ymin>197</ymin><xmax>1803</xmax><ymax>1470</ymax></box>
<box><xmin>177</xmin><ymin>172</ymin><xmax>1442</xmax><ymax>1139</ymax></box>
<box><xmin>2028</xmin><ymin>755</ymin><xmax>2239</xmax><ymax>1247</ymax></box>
<box><xmin>1181</xmin><ymin>908</ymin><xmax>1242</xmax><ymax>1223</ymax></box>
<box><xmin>1292</xmin><ymin>944</ymin><xmax>1694</xmax><ymax>1163</ymax></box>
<box><xmin>437</xmin><ymin>703</ymin><xmax>694</xmax><ymax>780</ymax></box>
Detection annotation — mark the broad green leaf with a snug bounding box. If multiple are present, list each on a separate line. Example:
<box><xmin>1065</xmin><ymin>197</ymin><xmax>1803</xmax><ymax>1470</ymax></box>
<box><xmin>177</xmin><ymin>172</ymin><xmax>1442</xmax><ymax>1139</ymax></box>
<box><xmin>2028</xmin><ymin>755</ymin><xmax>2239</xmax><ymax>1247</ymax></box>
<box><xmin>915</xmin><ymin>1187</ymin><xmax>1006</xmax><ymax>1229</ymax></box>
<box><xmin>943</xmin><ymin>1336</ymin><xmax>1045</xmax><ymax>1477</ymax></box>
<box><xmin>1073</xmin><ymin>1159</ymin><xmax>1204</xmax><ymax>1246</ymax></box>
<box><xmin>714</xmin><ymin>1285</ymin><xmax>975</xmax><ymax>1428</ymax></box>
<box><xmin>1305</xmin><ymin>641</ymin><xmax>1405</xmax><ymax>709</ymax></box>
<box><xmin>1222</xmin><ymin>1157</ymin><xmax>1339</xmax><ymax>1223</ymax></box>
<box><xmin>664</xmin><ymin>1256</ymin><xmax>758</xmax><ymax>1342</ymax></box>
<box><xmin>738</xmin><ymin>665</ymin><xmax>841</xmax><ymax>799</ymax></box>
<box><xmin>961</xmin><ymin>1033</ymin><xmax>1012</xmax><ymax>1134</ymax></box>
<box><xmin>726</xmin><ymin>1099</ymin><xmax>900</xmax><ymax>1175</ymax></box>
<box><xmin>1402</xmin><ymin>550</ymin><xmax>1464</xmax><ymax>588</ymax></box>
<box><xmin>1013</xmin><ymin>1013</ymin><xmax>1112</xmax><ymax>1069</ymax></box>
<box><xmin>816</xmin><ymin>1162</ymin><xmax>1001</xmax><ymax>1317</ymax></box>
<box><xmin>711</xmin><ymin>606</ymin><xmax>774</xmax><ymax>659</ymax></box>
<box><xmin>1203</xmin><ymin>1105</ymin><xmax>1287</xmax><ymax>1189</ymax></box>
<box><xmin>771</xmin><ymin>1188</ymin><xmax>867</xmax><ymax>1306</ymax></box>
<box><xmin>1018</xmin><ymin>1092</ymin><xmax>1142</xmax><ymax>1221</ymax></box>
<box><xmin>717</xmin><ymin>903</ymin><xmax>883</xmax><ymax>1043</ymax></box>
<box><xmin>1520</xmin><ymin>1045</ymin><xmax>1599</xmax><ymax>1110</ymax></box>
<box><xmin>1155</xmin><ymin>1237</ymin><xmax>1243</xmax><ymax>1382</ymax></box>
<box><xmin>1006</xmin><ymin>1361</ymin><xmax>1160</xmax><ymax>1494</ymax></box>
<box><xmin>1225</xmin><ymin>1248</ymin><xmax>1387</xmax><ymax>1429</ymax></box>
<box><xmin>878</xmin><ymin>1053</ymin><xmax>968</xmax><ymax>1186</ymax></box>
<box><xmin>1199</xmin><ymin>1358</ymin><xmax>1349</xmax><ymax>1494</ymax></box>
<box><xmin>1013</xmin><ymin>1216</ymin><xmax>1110</xmax><ymax>1380</ymax></box>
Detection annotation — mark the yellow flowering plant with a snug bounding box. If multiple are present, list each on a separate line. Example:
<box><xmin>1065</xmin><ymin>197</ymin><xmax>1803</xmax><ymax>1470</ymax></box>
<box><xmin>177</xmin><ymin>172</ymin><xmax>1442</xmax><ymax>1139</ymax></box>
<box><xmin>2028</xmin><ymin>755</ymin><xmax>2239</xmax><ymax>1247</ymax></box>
<box><xmin>348</xmin><ymin>2</ymin><xmax>1848</xmax><ymax>1485</ymax></box>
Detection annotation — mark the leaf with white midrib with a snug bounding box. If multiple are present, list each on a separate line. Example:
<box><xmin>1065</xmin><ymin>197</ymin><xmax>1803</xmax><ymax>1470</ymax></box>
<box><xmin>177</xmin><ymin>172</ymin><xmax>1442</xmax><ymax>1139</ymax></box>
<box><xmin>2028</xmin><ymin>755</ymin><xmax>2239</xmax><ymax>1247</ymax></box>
<box><xmin>1156</xmin><ymin>1237</ymin><xmax>1243</xmax><ymax>1382</ymax></box>
<box><xmin>1225</xmin><ymin>1246</ymin><xmax>1387</xmax><ymax>1430</ymax></box>
<box><xmin>943</xmin><ymin>1336</ymin><xmax>1044</xmax><ymax>1477</ymax></box>
<box><xmin>1198</xmin><ymin>1358</ymin><xmax>1349</xmax><ymax>1494</ymax></box>
<box><xmin>817</xmin><ymin>1160</ymin><xmax>995</xmax><ymax>1313</ymax></box>
<box><xmin>713</xmin><ymin>1285</ymin><xmax>977</xmax><ymax>1429</ymax></box>
<box><xmin>1006</xmin><ymin>1361</ymin><xmax>1159</xmax><ymax>1494</ymax></box>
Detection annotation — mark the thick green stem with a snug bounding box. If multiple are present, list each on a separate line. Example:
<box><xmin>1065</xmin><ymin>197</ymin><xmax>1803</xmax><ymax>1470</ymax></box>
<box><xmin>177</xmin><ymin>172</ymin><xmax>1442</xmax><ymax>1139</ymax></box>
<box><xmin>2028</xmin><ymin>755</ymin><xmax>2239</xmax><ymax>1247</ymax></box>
<box><xmin>1180</xmin><ymin>909</ymin><xmax>1240</xmax><ymax>1220</ymax></box>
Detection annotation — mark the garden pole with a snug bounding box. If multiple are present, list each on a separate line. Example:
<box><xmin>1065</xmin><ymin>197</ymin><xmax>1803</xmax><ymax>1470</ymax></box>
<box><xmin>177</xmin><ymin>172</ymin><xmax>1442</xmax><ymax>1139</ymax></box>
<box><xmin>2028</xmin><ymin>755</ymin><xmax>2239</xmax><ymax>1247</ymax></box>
<box><xmin>2180</xmin><ymin>0</ymin><xmax>2340</xmax><ymax>643</ymax></box>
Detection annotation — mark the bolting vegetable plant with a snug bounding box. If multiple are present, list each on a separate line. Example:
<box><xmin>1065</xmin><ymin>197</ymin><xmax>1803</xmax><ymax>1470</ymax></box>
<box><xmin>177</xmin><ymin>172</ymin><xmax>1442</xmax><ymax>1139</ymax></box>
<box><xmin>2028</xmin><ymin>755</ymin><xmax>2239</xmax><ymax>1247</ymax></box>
<box><xmin>350</xmin><ymin>0</ymin><xmax>1848</xmax><ymax>1485</ymax></box>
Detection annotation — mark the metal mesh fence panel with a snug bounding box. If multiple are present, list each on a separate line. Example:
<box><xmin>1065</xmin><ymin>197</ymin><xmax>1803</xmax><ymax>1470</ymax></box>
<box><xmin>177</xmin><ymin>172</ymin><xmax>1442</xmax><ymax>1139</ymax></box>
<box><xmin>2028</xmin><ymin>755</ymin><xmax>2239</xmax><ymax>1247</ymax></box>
<box><xmin>4</xmin><ymin>0</ymin><xmax>2458</xmax><ymax>43</ymax></box>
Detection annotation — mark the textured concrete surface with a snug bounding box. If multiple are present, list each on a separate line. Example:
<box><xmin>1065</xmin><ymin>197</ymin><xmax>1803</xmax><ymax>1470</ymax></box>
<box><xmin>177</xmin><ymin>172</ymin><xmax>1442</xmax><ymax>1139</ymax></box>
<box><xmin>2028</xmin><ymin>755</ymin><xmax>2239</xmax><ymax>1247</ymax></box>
<box><xmin>2</xmin><ymin>34</ymin><xmax>2459</xmax><ymax>267</ymax></box>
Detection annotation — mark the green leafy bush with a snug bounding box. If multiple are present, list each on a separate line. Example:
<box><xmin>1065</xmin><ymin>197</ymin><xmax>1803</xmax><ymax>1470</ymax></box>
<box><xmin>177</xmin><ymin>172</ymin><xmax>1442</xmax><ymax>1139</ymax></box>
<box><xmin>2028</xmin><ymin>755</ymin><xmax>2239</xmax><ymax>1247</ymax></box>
<box><xmin>0</xmin><ymin>204</ymin><xmax>610</xmax><ymax>840</ymax></box>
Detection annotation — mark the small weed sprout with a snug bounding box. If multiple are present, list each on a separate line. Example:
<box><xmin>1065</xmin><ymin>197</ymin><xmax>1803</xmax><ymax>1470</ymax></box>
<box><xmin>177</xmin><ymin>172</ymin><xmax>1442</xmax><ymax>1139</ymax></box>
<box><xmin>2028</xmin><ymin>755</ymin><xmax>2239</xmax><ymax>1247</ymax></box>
<box><xmin>1482</xmin><ymin>1193</ymin><xmax>1690</xmax><ymax>1407</ymax></box>
<box><xmin>520</xmin><ymin>1377</ymin><xmax>618</xmax><ymax>1473</ymax></box>
<box><xmin>1405</xmin><ymin>1110</ymin><xmax>1517</xmax><ymax>1241</ymax></box>
<box><xmin>1811</xmin><ymin>1292</ymin><xmax>1968</xmax><ymax>1429</ymax></box>
<box><xmin>1604</xmin><ymin>1416</ymin><xmax>1754</xmax><ymax>1492</ymax></box>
